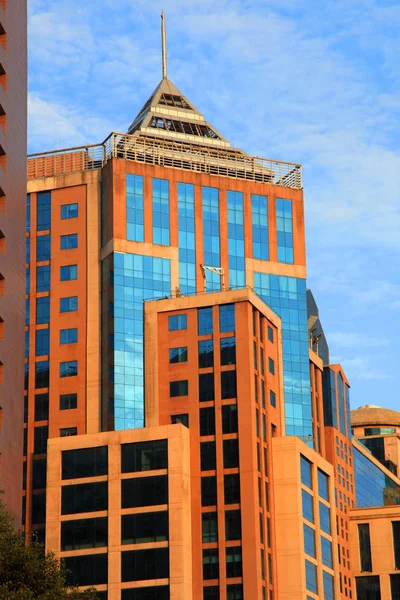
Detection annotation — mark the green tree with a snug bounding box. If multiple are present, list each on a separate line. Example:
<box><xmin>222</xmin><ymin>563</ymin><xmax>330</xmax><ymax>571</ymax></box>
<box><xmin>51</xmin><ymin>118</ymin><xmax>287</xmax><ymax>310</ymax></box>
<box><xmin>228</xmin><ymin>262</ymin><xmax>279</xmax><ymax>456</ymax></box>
<box><xmin>0</xmin><ymin>497</ymin><xmax>97</xmax><ymax>600</ymax></box>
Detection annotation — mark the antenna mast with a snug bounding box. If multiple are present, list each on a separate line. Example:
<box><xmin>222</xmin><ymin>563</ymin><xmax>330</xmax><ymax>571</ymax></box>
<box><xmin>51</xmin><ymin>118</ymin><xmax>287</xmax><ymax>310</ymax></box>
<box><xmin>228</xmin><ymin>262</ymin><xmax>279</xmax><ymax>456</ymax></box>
<box><xmin>161</xmin><ymin>10</ymin><xmax>167</xmax><ymax>79</ymax></box>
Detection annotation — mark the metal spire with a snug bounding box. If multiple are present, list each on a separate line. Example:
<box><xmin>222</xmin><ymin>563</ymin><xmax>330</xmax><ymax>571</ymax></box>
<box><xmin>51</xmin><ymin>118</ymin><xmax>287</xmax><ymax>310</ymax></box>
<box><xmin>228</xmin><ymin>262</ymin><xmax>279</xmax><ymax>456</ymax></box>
<box><xmin>161</xmin><ymin>10</ymin><xmax>167</xmax><ymax>79</ymax></box>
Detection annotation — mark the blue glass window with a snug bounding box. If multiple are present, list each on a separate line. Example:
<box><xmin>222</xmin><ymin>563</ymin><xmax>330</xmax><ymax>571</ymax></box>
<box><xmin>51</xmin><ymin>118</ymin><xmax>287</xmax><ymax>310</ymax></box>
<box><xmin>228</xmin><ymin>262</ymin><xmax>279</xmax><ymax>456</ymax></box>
<box><xmin>252</xmin><ymin>194</ymin><xmax>268</xmax><ymax>260</ymax></box>
<box><xmin>169</xmin><ymin>347</ymin><xmax>187</xmax><ymax>364</ymax></box>
<box><xmin>301</xmin><ymin>455</ymin><xmax>312</xmax><ymax>489</ymax></box>
<box><xmin>178</xmin><ymin>182</ymin><xmax>196</xmax><ymax>294</ymax></box>
<box><xmin>61</xmin><ymin>203</ymin><xmax>78</xmax><ymax>219</ymax></box>
<box><xmin>220</xmin><ymin>337</ymin><xmax>236</xmax><ymax>366</ymax></box>
<box><xmin>219</xmin><ymin>304</ymin><xmax>235</xmax><ymax>333</ymax></box>
<box><xmin>268</xmin><ymin>357</ymin><xmax>275</xmax><ymax>375</ymax></box>
<box><xmin>60</xmin><ymin>328</ymin><xmax>78</xmax><ymax>344</ymax></box>
<box><xmin>36</xmin><ymin>265</ymin><xmax>50</xmax><ymax>293</ymax></box>
<box><xmin>60</xmin><ymin>296</ymin><xmax>78</xmax><ymax>312</ymax></box>
<box><xmin>305</xmin><ymin>560</ymin><xmax>318</xmax><ymax>594</ymax></box>
<box><xmin>345</xmin><ymin>385</ymin><xmax>351</xmax><ymax>439</ymax></box>
<box><xmin>36</xmin><ymin>297</ymin><xmax>50</xmax><ymax>324</ymax></box>
<box><xmin>198</xmin><ymin>307</ymin><xmax>213</xmax><ymax>335</ymax></box>
<box><xmin>302</xmin><ymin>490</ymin><xmax>314</xmax><ymax>523</ymax></box>
<box><xmin>203</xmin><ymin>186</ymin><xmax>220</xmax><ymax>291</ymax></box>
<box><xmin>198</xmin><ymin>340</ymin><xmax>214</xmax><ymax>369</ymax></box>
<box><xmin>37</xmin><ymin>191</ymin><xmax>51</xmax><ymax>231</ymax></box>
<box><xmin>61</xmin><ymin>234</ymin><xmax>78</xmax><ymax>250</ymax></box>
<box><xmin>152</xmin><ymin>178</ymin><xmax>170</xmax><ymax>246</ymax></box>
<box><xmin>126</xmin><ymin>174</ymin><xmax>144</xmax><ymax>242</ymax></box>
<box><xmin>354</xmin><ymin>447</ymin><xmax>400</xmax><ymax>508</ymax></box>
<box><xmin>60</xmin><ymin>265</ymin><xmax>77</xmax><ymax>281</ymax></box>
<box><xmin>36</xmin><ymin>329</ymin><xmax>50</xmax><ymax>356</ymax></box>
<box><xmin>338</xmin><ymin>372</ymin><xmax>346</xmax><ymax>436</ymax></box>
<box><xmin>270</xmin><ymin>390</ymin><xmax>276</xmax><ymax>408</ymax></box>
<box><xmin>26</xmin><ymin>268</ymin><xmax>30</xmax><ymax>295</ymax></box>
<box><xmin>321</xmin><ymin>537</ymin><xmax>333</xmax><ymax>569</ymax></box>
<box><xmin>26</xmin><ymin>299</ymin><xmax>30</xmax><ymax>326</ymax></box>
<box><xmin>303</xmin><ymin>524</ymin><xmax>315</xmax><ymax>558</ymax></box>
<box><xmin>168</xmin><ymin>314</ymin><xmax>186</xmax><ymax>331</ymax></box>
<box><xmin>227</xmin><ymin>190</ymin><xmax>245</xmax><ymax>288</ymax></box>
<box><xmin>323</xmin><ymin>368</ymin><xmax>338</xmax><ymax>429</ymax></box>
<box><xmin>26</xmin><ymin>194</ymin><xmax>31</xmax><ymax>232</ymax></box>
<box><xmin>268</xmin><ymin>326</ymin><xmax>274</xmax><ymax>342</ymax></box>
<box><xmin>318</xmin><ymin>469</ymin><xmax>329</xmax><ymax>502</ymax></box>
<box><xmin>25</xmin><ymin>330</ymin><xmax>29</xmax><ymax>358</ymax></box>
<box><xmin>35</xmin><ymin>360</ymin><xmax>49</xmax><ymax>389</ymax></box>
<box><xmin>319</xmin><ymin>502</ymin><xmax>331</xmax><ymax>535</ymax></box>
<box><xmin>276</xmin><ymin>198</ymin><xmax>293</xmax><ymax>264</ymax></box>
<box><xmin>36</xmin><ymin>235</ymin><xmax>51</xmax><ymax>262</ymax></box>
<box><xmin>26</xmin><ymin>237</ymin><xmax>30</xmax><ymax>264</ymax></box>
<box><xmin>323</xmin><ymin>571</ymin><xmax>334</xmax><ymax>600</ymax></box>
<box><xmin>60</xmin><ymin>361</ymin><xmax>78</xmax><ymax>378</ymax></box>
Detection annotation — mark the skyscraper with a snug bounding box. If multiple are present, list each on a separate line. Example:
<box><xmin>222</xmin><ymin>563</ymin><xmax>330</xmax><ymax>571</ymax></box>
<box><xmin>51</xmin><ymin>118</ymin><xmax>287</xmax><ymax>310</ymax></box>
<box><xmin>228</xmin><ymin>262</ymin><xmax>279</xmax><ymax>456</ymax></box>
<box><xmin>0</xmin><ymin>0</ymin><xmax>27</xmax><ymax>520</ymax></box>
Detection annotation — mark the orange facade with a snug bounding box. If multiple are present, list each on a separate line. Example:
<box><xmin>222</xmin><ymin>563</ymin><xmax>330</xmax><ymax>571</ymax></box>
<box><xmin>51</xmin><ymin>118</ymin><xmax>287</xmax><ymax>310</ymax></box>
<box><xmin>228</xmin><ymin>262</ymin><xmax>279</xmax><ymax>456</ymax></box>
<box><xmin>0</xmin><ymin>0</ymin><xmax>27</xmax><ymax>520</ymax></box>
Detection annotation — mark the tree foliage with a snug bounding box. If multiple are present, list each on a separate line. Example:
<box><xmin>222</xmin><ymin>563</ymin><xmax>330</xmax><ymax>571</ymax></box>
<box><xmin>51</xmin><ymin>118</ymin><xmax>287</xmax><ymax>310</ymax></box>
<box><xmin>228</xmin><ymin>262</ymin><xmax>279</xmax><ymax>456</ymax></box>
<box><xmin>0</xmin><ymin>497</ymin><xmax>97</xmax><ymax>600</ymax></box>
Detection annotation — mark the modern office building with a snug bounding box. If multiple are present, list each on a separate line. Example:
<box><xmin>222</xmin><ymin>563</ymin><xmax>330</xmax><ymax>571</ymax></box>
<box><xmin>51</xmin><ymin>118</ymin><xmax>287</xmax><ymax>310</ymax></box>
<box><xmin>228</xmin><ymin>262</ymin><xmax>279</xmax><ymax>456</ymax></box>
<box><xmin>0</xmin><ymin>0</ymin><xmax>27</xmax><ymax>520</ymax></box>
<box><xmin>24</xmin><ymin>16</ymin><xmax>400</xmax><ymax>600</ymax></box>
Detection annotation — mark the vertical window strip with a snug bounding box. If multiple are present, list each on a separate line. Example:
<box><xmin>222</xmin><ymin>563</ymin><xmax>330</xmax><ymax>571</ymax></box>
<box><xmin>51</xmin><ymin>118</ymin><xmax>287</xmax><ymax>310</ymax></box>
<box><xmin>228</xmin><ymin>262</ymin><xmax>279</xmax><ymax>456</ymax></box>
<box><xmin>227</xmin><ymin>190</ymin><xmax>245</xmax><ymax>288</ymax></box>
<box><xmin>152</xmin><ymin>178</ymin><xmax>170</xmax><ymax>246</ymax></box>
<box><xmin>202</xmin><ymin>186</ymin><xmax>220</xmax><ymax>292</ymax></box>
<box><xmin>178</xmin><ymin>183</ymin><xmax>196</xmax><ymax>294</ymax></box>
<box><xmin>126</xmin><ymin>174</ymin><xmax>144</xmax><ymax>242</ymax></box>
<box><xmin>276</xmin><ymin>198</ymin><xmax>294</xmax><ymax>264</ymax></box>
<box><xmin>252</xmin><ymin>194</ymin><xmax>269</xmax><ymax>260</ymax></box>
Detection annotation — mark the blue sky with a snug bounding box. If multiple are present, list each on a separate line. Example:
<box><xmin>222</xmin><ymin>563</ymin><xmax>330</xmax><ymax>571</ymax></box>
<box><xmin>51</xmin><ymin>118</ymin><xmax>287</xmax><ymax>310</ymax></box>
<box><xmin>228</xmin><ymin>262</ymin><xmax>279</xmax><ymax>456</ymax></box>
<box><xmin>28</xmin><ymin>0</ymin><xmax>400</xmax><ymax>411</ymax></box>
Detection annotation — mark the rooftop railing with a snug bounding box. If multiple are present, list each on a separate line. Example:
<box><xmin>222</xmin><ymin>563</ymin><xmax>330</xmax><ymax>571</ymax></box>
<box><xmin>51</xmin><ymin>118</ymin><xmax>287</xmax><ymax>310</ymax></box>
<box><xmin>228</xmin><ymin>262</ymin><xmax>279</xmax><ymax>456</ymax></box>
<box><xmin>27</xmin><ymin>132</ymin><xmax>302</xmax><ymax>189</ymax></box>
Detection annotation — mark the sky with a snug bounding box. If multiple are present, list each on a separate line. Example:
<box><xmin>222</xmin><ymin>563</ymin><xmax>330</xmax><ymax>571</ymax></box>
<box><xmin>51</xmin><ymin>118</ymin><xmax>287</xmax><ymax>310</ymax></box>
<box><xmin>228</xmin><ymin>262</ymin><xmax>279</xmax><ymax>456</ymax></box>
<box><xmin>28</xmin><ymin>0</ymin><xmax>400</xmax><ymax>412</ymax></box>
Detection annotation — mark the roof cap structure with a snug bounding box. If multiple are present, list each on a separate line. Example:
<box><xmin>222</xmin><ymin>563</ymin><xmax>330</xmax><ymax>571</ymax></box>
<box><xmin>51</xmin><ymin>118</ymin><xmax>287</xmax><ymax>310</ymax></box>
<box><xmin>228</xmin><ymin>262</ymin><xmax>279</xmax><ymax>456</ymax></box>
<box><xmin>351</xmin><ymin>404</ymin><xmax>400</xmax><ymax>428</ymax></box>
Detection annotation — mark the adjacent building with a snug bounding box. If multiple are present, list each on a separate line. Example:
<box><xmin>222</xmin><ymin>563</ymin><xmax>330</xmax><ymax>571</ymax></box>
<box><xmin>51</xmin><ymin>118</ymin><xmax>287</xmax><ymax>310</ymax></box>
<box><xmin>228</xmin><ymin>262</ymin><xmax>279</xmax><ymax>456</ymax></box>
<box><xmin>0</xmin><ymin>0</ymin><xmax>27</xmax><ymax>520</ymax></box>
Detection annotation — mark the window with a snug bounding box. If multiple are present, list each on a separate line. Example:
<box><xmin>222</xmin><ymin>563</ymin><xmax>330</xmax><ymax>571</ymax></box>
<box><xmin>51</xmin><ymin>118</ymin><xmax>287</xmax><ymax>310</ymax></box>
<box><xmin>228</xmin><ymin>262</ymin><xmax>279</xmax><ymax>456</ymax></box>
<box><xmin>36</xmin><ymin>297</ymin><xmax>50</xmax><ymax>324</ymax></box>
<box><xmin>171</xmin><ymin>414</ymin><xmax>188</xmax><ymax>427</ymax></box>
<box><xmin>60</xmin><ymin>264</ymin><xmax>77</xmax><ymax>281</ymax></box>
<box><xmin>198</xmin><ymin>307</ymin><xmax>213</xmax><ymax>335</ymax></box>
<box><xmin>200</xmin><ymin>408</ymin><xmax>215</xmax><ymax>436</ymax></box>
<box><xmin>26</xmin><ymin>267</ymin><xmax>30</xmax><ymax>294</ymax></box>
<box><xmin>222</xmin><ymin>404</ymin><xmax>238</xmax><ymax>434</ymax></box>
<box><xmin>61</xmin><ymin>482</ymin><xmax>108</xmax><ymax>515</ymax></box>
<box><xmin>221</xmin><ymin>371</ymin><xmax>237</xmax><ymax>399</ymax></box>
<box><xmin>305</xmin><ymin>560</ymin><xmax>318</xmax><ymax>594</ymax></box>
<box><xmin>60</xmin><ymin>360</ymin><xmax>78</xmax><ymax>378</ymax></box>
<box><xmin>227</xmin><ymin>584</ymin><xmax>243</xmax><ymax>600</ymax></box>
<box><xmin>60</xmin><ymin>427</ymin><xmax>77</xmax><ymax>437</ymax></box>
<box><xmin>61</xmin><ymin>233</ymin><xmax>78</xmax><ymax>250</ymax></box>
<box><xmin>301</xmin><ymin>455</ymin><xmax>313</xmax><ymax>489</ymax></box>
<box><xmin>201</xmin><ymin>442</ymin><xmax>216</xmax><ymax>471</ymax></box>
<box><xmin>252</xmin><ymin>194</ymin><xmax>269</xmax><ymax>260</ymax></box>
<box><xmin>121</xmin><ymin>476</ymin><xmax>168</xmax><ymax>509</ymax></box>
<box><xmin>268</xmin><ymin>326</ymin><xmax>273</xmax><ymax>342</ymax></box>
<box><xmin>201</xmin><ymin>476</ymin><xmax>217</xmax><ymax>507</ymax></box>
<box><xmin>34</xmin><ymin>393</ymin><xmax>49</xmax><ymax>421</ymax></box>
<box><xmin>276</xmin><ymin>198</ymin><xmax>294</xmax><ymax>264</ymax></box>
<box><xmin>121</xmin><ymin>548</ymin><xmax>169</xmax><ymax>582</ymax></box>
<box><xmin>168</xmin><ymin>314</ymin><xmax>186</xmax><ymax>331</ymax></box>
<box><xmin>203</xmin><ymin>548</ymin><xmax>219</xmax><ymax>580</ymax></box>
<box><xmin>225</xmin><ymin>510</ymin><xmax>241</xmax><ymax>541</ymax></box>
<box><xmin>359</xmin><ymin>523</ymin><xmax>372</xmax><ymax>572</ymax></box>
<box><xmin>60</xmin><ymin>393</ymin><xmax>77</xmax><ymax>410</ymax></box>
<box><xmin>198</xmin><ymin>340</ymin><xmax>214</xmax><ymax>368</ymax></box>
<box><xmin>62</xmin><ymin>447</ymin><xmax>108</xmax><ymax>479</ymax></box>
<box><xmin>356</xmin><ymin>576</ymin><xmax>381</xmax><ymax>600</ymax></box>
<box><xmin>61</xmin><ymin>203</ymin><xmax>78</xmax><ymax>219</ymax></box>
<box><xmin>36</xmin><ymin>234</ymin><xmax>51</xmax><ymax>262</ymax></box>
<box><xmin>60</xmin><ymin>296</ymin><xmax>78</xmax><ymax>312</ymax></box>
<box><xmin>390</xmin><ymin>574</ymin><xmax>400</xmax><ymax>600</ymax></box>
<box><xmin>224</xmin><ymin>473</ymin><xmax>240</xmax><ymax>504</ymax></box>
<box><xmin>220</xmin><ymin>304</ymin><xmax>235</xmax><ymax>332</ymax></box>
<box><xmin>36</xmin><ymin>265</ymin><xmax>50</xmax><ymax>292</ymax></box>
<box><xmin>302</xmin><ymin>489</ymin><xmax>314</xmax><ymax>523</ymax></box>
<box><xmin>31</xmin><ymin>493</ymin><xmax>46</xmax><ymax>525</ymax></box>
<box><xmin>32</xmin><ymin>458</ymin><xmax>47</xmax><ymax>489</ymax></box>
<box><xmin>394</xmin><ymin>522</ymin><xmax>400</xmax><ymax>570</ymax></box>
<box><xmin>318</xmin><ymin>469</ymin><xmax>329</xmax><ymax>501</ymax></box>
<box><xmin>152</xmin><ymin>178</ymin><xmax>170</xmax><ymax>246</ymax></box>
<box><xmin>35</xmin><ymin>361</ymin><xmax>49</xmax><ymax>389</ymax></box>
<box><xmin>121</xmin><ymin>440</ymin><xmax>168</xmax><ymax>473</ymax></box>
<box><xmin>304</xmin><ymin>524</ymin><xmax>316</xmax><ymax>558</ymax></box>
<box><xmin>26</xmin><ymin>299</ymin><xmax>30</xmax><ymax>326</ymax></box>
<box><xmin>202</xmin><ymin>512</ymin><xmax>218</xmax><ymax>543</ymax></box>
<box><xmin>35</xmin><ymin>329</ymin><xmax>49</xmax><ymax>356</ymax></box>
<box><xmin>204</xmin><ymin>587</ymin><xmax>219</xmax><ymax>600</ymax></box>
<box><xmin>268</xmin><ymin>357</ymin><xmax>275</xmax><ymax>375</ymax></box>
<box><xmin>220</xmin><ymin>336</ymin><xmax>236</xmax><ymax>366</ymax></box>
<box><xmin>319</xmin><ymin>502</ymin><xmax>331</xmax><ymax>535</ymax></box>
<box><xmin>61</xmin><ymin>517</ymin><xmax>108</xmax><ymax>551</ymax></box>
<box><xmin>64</xmin><ymin>554</ymin><xmax>108</xmax><ymax>587</ymax></box>
<box><xmin>121</xmin><ymin>511</ymin><xmax>168</xmax><ymax>545</ymax></box>
<box><xmin>34</xmin><ymin>425</ymin><xmax>48</xmax><ymax>454</ymax></box>
<box><xmin>223</xmin><ymin>439</ymin><xmax>239</xmax><ymax>469</ymax></box>
<box><xmin>60</xmin><ymin>328</ymin><xmax>78</xmax><ymax>344</ymax></box>
<box><xmin>321</xmin><ymin>537</ymin><xmax>333</xmax><ymax>569</ymax></box>
<box><xmin>199</xmin><ymin>373</ymin><xmax>214</xmax><ymax>401</ymax></box>
<box><xmin>122</xmin><ymin>588</ymin><xmax>169</xmax><ymax>600</ymax></box>
<box><xmin>323</xmin><ymin>571</ymin><xmax>335</xmax><ymax>600</ymax></box>
<box><xmin>270</xmin><ymin>390</ymin><xmax>276</xmax><ymax>408</ymax></box>
<box><xmin>37</xmin><ymin>191</ymin><xmax>51</xmax><ymax>231</ymax></box>
<box><xmin>126</xmin><ymin>174</ymin><xmax>144</xmax><ymax>242</ymax></box>
<box><xmin>170</xmin><ymin>380</ymin><xmax>188</xmax><ymax>397</ymax></box>
<box><xmin>226</xmin><ymin>547</ymin><xmax>242</xmax><ymax>578</ymax></box>
<box><xmin>169</xmin><ymin>346</ymin><xmax>187</xmax><ymax>364</ymax></box>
